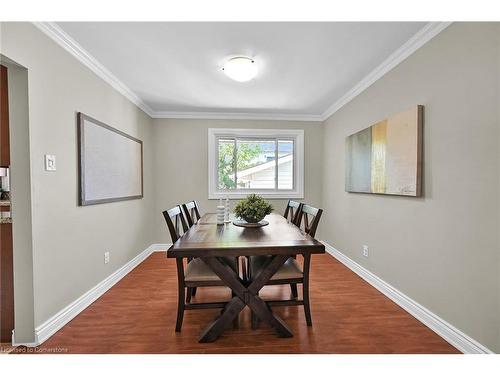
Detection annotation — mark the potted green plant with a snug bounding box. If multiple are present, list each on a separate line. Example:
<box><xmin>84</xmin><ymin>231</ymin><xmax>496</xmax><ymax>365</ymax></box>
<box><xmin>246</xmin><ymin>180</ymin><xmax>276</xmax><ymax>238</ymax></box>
<box><xmin>233</xmin><ymin>194</ymin><xmax>273</xmax><ymax>223</ymax></box>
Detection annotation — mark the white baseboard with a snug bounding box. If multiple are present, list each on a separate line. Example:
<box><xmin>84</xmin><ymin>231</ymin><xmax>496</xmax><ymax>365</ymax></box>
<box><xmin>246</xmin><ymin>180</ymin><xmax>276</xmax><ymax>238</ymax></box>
<box><xmin>321</xmin><ymin>241</ymin><xmax>493</xmax><ymax>354</ymax></box>
<box><xmin>12</xmin><ymin>243</ymin><xmax>171</xmax><ymax>347</ymax></box>
<box><xmin>150</xmin><ymin>243</ymin><xmax>171</xmax><ymax>252</ymax></box>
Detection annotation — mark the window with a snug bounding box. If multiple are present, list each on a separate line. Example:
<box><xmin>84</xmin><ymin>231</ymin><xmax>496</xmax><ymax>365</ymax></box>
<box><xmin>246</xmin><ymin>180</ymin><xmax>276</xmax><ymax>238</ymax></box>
<box><xmin>208</xmin><ymin>128</ymin><xmax>304</xmax><ymax>199</ymax></box>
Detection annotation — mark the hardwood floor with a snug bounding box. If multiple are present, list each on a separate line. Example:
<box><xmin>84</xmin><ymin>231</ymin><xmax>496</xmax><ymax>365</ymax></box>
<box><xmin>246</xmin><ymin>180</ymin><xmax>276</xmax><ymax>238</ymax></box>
<box><xmin>16</xmin><ymin>252</ymin><xmax>459</xmax><ymax>354</ymax></box>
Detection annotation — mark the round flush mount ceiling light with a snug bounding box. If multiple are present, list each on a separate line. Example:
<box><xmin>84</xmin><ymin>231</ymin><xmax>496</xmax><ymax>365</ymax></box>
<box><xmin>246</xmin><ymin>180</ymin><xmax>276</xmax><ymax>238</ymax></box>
<box><xmin>222</xmin><ymin>57</ymin><xmax>258</xmax><ymax>82</ymax></box>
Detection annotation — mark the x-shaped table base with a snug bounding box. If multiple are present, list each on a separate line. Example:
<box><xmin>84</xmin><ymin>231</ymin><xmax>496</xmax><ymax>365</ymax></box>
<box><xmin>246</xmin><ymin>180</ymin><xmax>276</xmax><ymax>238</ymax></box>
<box><xmin>199</xmin><ymin>255</ymin><xmax>293</xmax><ymax>343</ymax></box>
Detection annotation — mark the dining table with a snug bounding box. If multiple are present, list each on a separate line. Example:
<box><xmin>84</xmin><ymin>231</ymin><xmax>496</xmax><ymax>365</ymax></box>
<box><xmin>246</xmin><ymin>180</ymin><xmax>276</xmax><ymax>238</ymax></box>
<box><xmin>167</xmin><ymin>212</ymin><xmax>325</xmax><ymax>342</ymax></box>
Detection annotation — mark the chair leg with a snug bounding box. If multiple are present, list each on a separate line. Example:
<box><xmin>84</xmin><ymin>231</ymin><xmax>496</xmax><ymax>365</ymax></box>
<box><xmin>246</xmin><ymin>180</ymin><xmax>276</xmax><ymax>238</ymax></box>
<box><xmin>303</xmin><ymin>285</ymin><xmax>312</xmax><ymax>326</ymax></box>
<box><xmin>303</xmin><ymin>254</ymin><xmax>312</xmax><ymax>326</ymax></box>
<box><xmin>290</xmin><ymin>283</ymin><xmax>298</xmax><ymax>299</ymax></box>
<box><xmin>241</xmin><ymin>257</ymin><xmax>248</xmax><ymax>283</ymax></box>
<box><xmin>245</xmin><ymin>256</ymin><xmax>251</xmax><ymax>284</ymax></box>
<box><xmin>191</xmin><ymin>287</ymin><xmax>197</xmax><ymax>297</ymax></box>
<box><xmin>186</xmin><ymin>287</ymin><xmax>193</xmax><ymax>303</ymax></box>
<box><xmin>251</xmin><ymin>311</ymin><xmax>259</xmax><ymax>330</ymax></box>
<box><xmin>176</xmin><ymin>286</ymin><xmax>186</xmax><ymax>332</ymax></box>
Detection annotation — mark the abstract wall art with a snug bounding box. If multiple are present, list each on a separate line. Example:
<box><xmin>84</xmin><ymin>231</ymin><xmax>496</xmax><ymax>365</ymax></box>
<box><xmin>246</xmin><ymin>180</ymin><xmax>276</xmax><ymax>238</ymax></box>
<box><xmin>345</xmin><ymin>105</ymin><xmax>423</xmax><ymax>197</ymax></box>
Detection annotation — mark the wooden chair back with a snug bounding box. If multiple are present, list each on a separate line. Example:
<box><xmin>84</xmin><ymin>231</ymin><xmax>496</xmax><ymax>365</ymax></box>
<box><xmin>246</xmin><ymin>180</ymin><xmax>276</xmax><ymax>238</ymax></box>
<box><xmin>296</xmin><ymin>204</ymin><xmax>323</xmax><ymax>238</ymax></box>
<box><xmin>182</xmin><ymin>200</ymin><xmax>201</xmax><ymax>227</ymax></box>
<box><xmin>283</xmin><ymin>200</ymin><xmax>302</xmax><ymax>225</ymax></box>
<box><xmin>162</xmin><ymin>205</ymin><xmax>188</xmax><ymax>243</ymax></box>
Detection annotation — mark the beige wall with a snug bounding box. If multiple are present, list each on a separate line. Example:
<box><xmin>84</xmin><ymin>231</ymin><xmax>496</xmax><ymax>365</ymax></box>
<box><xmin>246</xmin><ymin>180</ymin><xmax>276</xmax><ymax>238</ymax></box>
<box><xmin>0</xmin><ymin>22</ymin><xmax>155</xmax><ymax>333</ymax></box>
<box><xmin>151</xmin><ymin>118</ymin><xmax>323</xmax><ymax>243</ymax></box>
<box><xmin>321</xmin><ymin>23</ymin><xmax>500</xmax><ymax>352</ymax></box>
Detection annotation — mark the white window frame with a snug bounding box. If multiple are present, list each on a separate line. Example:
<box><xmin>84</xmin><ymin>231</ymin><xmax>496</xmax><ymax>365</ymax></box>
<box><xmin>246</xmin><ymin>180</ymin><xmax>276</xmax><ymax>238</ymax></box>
<box><xmin>208</xmin><ymin>128</ymin><xmax>304</xmax><ymax>199</ymax></box>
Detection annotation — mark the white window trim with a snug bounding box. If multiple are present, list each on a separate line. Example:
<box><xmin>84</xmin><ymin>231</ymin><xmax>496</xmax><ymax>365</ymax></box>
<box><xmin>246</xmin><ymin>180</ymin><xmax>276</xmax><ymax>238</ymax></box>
<box><xmin>208</xmin><ymin>128</ymin><xmax>304</xmax><ymax>199</ymax></box>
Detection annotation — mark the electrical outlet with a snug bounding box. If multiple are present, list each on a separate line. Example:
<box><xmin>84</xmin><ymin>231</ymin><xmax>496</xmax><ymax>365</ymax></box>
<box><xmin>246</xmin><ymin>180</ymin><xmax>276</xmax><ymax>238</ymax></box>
<box><xmin>362</xmin><ymin>245</ymin><xmax>369</xmax><ymax>257</ymax></box>
<box><xmin>104</xmin><ymin>251</ymin><xmax>110</xmax><ymax>264</ymax></box>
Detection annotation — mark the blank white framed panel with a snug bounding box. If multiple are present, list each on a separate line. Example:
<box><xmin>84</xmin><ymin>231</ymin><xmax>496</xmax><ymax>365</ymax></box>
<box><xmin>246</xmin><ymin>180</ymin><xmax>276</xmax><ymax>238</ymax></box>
<box><xmin>77</xmin><ymin>112</ymin><xmax>143</xmax><ymax>206</ymax></box>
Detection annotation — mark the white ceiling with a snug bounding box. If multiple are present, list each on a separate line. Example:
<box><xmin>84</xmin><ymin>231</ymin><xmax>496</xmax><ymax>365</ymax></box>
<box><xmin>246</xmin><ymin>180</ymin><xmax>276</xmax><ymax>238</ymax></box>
<box><xmin>54</xmin><ymin>22</ymin><xmax>432</xmax><ymax>120</ymax></box>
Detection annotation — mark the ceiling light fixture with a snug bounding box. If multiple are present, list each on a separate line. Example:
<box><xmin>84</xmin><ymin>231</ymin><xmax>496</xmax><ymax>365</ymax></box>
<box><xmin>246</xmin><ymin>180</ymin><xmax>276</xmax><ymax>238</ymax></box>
<box><xmin>222</xmin><ymin>57</ymin><xmax>258</xmax><ymax>82</ymax></box>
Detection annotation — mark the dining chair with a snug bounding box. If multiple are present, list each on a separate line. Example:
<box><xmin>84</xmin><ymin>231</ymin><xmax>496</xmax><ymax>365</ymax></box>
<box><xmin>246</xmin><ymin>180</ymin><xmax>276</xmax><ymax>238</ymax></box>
<box><xmin>283</xmin><ymin>200</ymin><xmax>303</xmax><ymax>298</ymax></box>
<box><xmin>244</xmin><ymin>200</ymin><xmax>303</xmax><ymax>296</ymax></box>
<box><xmin>247</xmin><ymin>204</ymin><xmax>323</xmax><ymax>327</ymax></box>
<box><xmin>182</xmin><ymin>200</ymin><xmax>201</xmax><ymax>227</ymax></box>
<box><xmin>180</xmin><ymin>199</ymin><xmax>239</xmax><ymax>300</ymax></box>
<box><xmin>283</xmin><ymin>199</ymin><xmax>302</xmax><ymax>225</ymax></box>
<box><xmin>163</xmin><ymin>205</ymin><xmax>239</xmax><ymax>332</ymax></box>
<box><xmin>181</xmin><ymin>200</ymin><xmax>201</xmax><ymax>298</ymax></box>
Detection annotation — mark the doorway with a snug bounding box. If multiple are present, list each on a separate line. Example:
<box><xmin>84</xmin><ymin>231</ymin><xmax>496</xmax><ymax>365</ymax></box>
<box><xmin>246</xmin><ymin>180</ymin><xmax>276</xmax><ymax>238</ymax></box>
<box><xmin>0</xmin><ymin>63</ymin><xmax>14</xmax><ymax>345</ymax></box>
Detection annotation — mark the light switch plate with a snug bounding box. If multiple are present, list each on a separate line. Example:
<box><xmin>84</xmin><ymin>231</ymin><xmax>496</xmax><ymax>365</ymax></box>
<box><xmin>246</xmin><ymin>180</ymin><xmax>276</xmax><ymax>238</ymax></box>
<box><xmin>45</xmin><ymin>155</ymin><xmax>56</xmax><ymax>171</ymax></box>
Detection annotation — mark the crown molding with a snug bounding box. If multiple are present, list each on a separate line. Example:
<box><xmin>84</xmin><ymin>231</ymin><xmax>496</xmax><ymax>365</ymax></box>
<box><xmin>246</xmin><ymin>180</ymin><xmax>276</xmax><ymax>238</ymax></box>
<box><xmin>33</xmin><ymin>21</ymin><xmax>451</xmax><ymax>122</ymax></box>
<box><xmin>32</xmin><ymin>22</ymin><xmax>155</xmax><ymax>117</ymax></box>
<box><xmin>151</xmin><ymin>110</ymin><xmax>323</xmax><ymax>122</ymax></box>
<box><xmin>320</xmin><ymin>22</ymin><xmax>452</xmax><ymax>121</ymax></box>
<box><xmin>31</xmin><ymin>21</ymin><xmax>320</xmax><ymax>122</ymax></box>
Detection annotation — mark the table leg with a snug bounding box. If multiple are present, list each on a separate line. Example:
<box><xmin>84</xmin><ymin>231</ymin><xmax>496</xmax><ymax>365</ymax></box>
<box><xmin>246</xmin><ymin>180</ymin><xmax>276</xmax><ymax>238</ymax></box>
<box><xmin>199</xmin><ymin>297</ymin><xmax>246</xmax><ymax>343</ymax></box>
<box><xmin>200</xmin><ymin>255</ymin><xmax>293</xmax><ymax>342</ymax></box>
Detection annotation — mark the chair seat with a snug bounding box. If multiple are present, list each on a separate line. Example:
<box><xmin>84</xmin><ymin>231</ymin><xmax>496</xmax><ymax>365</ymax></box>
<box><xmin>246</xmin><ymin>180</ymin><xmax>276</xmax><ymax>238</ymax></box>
<box><xmin>185</xmin><ymin>257</ymin><xmax>238</xmax><ymax>282</ymax></box>
<box><xmin>185</xmin><ymin>258</ymin><xmax>221</xmax><ymax>282</ymax></box>
<box><xmin>250</xmin><ymin>255</ymin><xmax>303</xmax><ymax>280</ymax></box>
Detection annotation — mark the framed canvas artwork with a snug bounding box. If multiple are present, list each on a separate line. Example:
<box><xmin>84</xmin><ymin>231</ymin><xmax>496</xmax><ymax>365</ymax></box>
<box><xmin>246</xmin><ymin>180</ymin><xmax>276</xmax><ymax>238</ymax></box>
<box><xmin>345</xmin><ymin>105</ymin><xmax>423</xmax><ymax>197</ymax></box>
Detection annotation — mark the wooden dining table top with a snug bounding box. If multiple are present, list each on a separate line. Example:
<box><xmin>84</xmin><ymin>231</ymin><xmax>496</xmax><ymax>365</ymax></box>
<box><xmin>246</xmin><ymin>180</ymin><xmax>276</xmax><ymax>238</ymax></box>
<box><xmin>167</xmin><ymin>213</ymin><xmax>325</xmax><ymax>258</ymax></box>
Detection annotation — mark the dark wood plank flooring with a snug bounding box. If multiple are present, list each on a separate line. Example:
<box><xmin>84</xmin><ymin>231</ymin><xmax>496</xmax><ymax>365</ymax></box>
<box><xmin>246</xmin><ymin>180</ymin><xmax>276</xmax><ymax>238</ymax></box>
<box><xmin>16</xmin><ymin>252</ymin><xmax>459</xmax><ymax>354</ymax></box>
